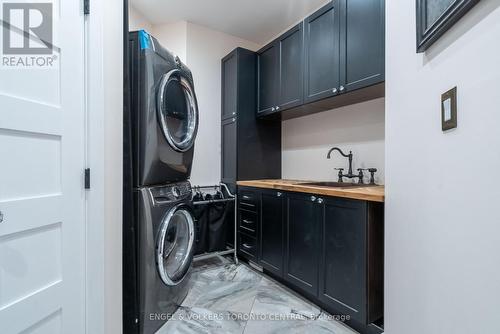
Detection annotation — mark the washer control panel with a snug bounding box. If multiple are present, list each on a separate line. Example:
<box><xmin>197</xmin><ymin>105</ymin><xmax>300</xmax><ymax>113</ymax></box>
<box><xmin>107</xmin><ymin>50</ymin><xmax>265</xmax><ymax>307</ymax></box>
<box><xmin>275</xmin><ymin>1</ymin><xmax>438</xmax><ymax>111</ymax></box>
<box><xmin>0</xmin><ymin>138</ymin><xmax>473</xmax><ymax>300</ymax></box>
<box><xmin>150</xmin><ymin>182</ymin><xmax>192</xmax><ymax>204</ymax></box>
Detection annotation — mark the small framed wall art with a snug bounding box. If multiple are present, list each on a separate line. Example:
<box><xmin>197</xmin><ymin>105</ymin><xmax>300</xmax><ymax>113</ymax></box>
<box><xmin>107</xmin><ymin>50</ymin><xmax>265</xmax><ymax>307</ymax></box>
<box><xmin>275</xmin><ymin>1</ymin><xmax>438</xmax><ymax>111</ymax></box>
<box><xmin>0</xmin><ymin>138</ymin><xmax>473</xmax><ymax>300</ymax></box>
<box><xmin>416</xmin><ymin>0</ymin><xmax>480</xmax><ymax>53</ymax></box>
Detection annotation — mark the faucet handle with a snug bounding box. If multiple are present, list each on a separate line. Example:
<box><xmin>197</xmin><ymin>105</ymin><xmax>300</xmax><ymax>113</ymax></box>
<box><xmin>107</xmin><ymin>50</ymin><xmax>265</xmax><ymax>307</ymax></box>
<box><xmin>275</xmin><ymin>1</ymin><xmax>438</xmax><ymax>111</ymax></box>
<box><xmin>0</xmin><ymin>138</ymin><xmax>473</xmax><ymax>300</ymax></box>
<box><xmin>367</xmin><ymin>168</ymin><xmax>377</xmax><ymax>185</ymax></box>
<box><xmin>334</xmin><ymin>168</ymin><xmax>344</xmax><ymax>183</ymax></box>
<box><xmin>357</xmin><ymin>168</ymin><xmax>367</xmax><ymax>184</ymax></box>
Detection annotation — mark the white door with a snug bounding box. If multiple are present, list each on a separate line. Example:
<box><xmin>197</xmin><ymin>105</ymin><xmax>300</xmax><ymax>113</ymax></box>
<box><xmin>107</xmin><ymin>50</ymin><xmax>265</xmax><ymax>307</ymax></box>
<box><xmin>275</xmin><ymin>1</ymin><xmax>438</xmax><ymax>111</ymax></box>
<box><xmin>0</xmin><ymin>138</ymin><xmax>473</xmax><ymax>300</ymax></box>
<box><xmin>0</xmin><ymin>1</ymin><xmax>86</xmax><ymax>333</ymax></box>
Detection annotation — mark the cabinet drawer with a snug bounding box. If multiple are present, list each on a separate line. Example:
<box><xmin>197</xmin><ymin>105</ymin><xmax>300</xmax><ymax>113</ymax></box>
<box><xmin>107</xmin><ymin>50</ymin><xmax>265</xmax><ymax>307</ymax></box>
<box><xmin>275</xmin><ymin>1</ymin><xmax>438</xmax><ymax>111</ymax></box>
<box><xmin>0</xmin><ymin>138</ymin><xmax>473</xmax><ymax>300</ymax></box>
<box><xmin>239</xmin><ymin>190</ymin><xmax>258</xmax><ymax>210</ymax></box>
<box><xmin>238</xmin><ymin>232</ymin><xmax>257</xmax><ymax>260</ymax></box>
<box><xmin>239</xmin><ymin>209</ymin><xmax>257</xmax><ymax>236</ymax></box>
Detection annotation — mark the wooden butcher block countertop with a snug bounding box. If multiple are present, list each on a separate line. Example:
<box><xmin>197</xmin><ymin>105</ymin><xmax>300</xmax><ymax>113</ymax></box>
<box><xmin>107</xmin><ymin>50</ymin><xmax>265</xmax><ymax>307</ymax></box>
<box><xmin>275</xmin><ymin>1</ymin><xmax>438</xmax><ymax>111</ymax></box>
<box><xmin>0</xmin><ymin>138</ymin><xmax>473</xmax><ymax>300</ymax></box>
<box><xmin>237</xmin><ymin>179</ymin><xmax>385</xmax><ymax>203</ymax></box>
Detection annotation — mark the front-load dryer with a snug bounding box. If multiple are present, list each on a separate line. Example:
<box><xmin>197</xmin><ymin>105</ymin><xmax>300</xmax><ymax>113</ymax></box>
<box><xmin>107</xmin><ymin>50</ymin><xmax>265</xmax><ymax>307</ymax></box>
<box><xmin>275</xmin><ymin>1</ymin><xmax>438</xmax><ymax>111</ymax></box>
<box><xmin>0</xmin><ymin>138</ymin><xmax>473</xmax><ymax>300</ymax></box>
<box><xmin>123</xmin><ymin>181</ymin><xmax>196</xmax><ymax>334</ymax></box>
<box><xmin>128</xmin><ymin>30</ymin><xmax>199</xmax><ymax>186</ymax></box>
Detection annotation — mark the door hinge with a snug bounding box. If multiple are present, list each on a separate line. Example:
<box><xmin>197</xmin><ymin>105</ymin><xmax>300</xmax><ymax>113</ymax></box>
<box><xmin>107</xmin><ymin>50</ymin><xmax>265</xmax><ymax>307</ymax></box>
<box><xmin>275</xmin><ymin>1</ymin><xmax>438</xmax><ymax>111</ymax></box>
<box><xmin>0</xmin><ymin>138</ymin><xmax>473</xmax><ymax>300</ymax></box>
<box><xmin>84</xmin><ymin>168</ymin><xmax>91</xmax><ymax>190</ymax></box>
<box><xmin>84</xmin><ymin>0</ymin><xmax>90</xmax><ymax>15</ymax></box>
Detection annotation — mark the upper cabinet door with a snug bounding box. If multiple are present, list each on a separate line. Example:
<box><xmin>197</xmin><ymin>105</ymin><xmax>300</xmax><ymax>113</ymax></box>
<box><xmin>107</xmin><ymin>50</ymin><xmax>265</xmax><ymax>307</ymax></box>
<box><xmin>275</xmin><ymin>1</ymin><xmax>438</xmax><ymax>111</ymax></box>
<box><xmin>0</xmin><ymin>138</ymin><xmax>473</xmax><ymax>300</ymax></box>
<box><xmin>257</xmin><ymin>43</ymin><xmax>279</xmax><ymax>115</ymax></box>
<box><xmin>221</xmin><ymin>51</ymin><xmax>238</xmax><ymax>120</ymax></box>
<box><xmin>278</xmin><ymin>23</ymin><xmax>304</xmax><ymax>111</ymax></box>
<box><xmin>340</xmin><ymin>0</ymin><xmax>385</xmax><ymax>92</ymax></box>
<box><xmin>304</xmin><ymin>1</ymin><xmax>341</xmax><ymax>104</ymax></box>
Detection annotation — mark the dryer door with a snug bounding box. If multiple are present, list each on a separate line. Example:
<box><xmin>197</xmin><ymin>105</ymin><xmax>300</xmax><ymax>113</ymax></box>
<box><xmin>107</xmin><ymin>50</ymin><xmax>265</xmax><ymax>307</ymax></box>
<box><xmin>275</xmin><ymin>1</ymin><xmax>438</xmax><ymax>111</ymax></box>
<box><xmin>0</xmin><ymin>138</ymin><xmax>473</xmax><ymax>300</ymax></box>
<box><xmin>156</xmin><ymin>204</ymin><xmax>195</xmax><ymax>286</ymax></box>
<box><xmin>157</xmin><ymin>69</ymin><xmax>199</xmax><ymax>152</ymax></box>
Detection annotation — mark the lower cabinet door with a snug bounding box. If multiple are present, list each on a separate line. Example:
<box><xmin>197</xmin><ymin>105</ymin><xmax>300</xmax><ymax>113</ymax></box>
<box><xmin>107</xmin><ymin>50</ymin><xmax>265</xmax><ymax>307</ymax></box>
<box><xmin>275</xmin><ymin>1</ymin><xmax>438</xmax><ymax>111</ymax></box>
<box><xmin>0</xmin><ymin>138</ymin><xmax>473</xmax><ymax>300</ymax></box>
<box><xmin>259</xmin><ymin>190</ymin><xmax>285</xmax><ymax>277</ymax></box>
<box><xmin>284</xmin><ymin>192</ymin><xmax>321</xmax><ymax>297</ymax></box>
<box><xmin>319</xmin><ymin>197</ymin><xmax>367</xmax><ymax>324</ymax></box>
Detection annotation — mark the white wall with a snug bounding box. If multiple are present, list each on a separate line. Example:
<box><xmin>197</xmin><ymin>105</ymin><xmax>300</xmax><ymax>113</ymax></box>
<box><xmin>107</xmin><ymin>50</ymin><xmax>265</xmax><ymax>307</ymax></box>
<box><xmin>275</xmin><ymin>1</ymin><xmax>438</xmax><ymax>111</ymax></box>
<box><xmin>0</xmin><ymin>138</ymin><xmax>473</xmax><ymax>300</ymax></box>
<box><xmin>185</xmin><ymin>23</ymin><xmax>260</xmax><ymax>186</ymax></box>
<box><xmin>152</xmin><ymin>21</ymin><xmax>188</xmax><ymax>63</ymax></box>
<box><xmin>128</xmin><ymin>5</ymin><xmax>153</xmax><ymax>32</ymax></box>
<box><xmin>282</xmin><ymin>98</ymin><xmax>385</xmax><ymax>184</ymax></box>
<box><xmin>385</xmin><ymin>2</ymin><xmax>500</xmax><ymax>334</ymax></box>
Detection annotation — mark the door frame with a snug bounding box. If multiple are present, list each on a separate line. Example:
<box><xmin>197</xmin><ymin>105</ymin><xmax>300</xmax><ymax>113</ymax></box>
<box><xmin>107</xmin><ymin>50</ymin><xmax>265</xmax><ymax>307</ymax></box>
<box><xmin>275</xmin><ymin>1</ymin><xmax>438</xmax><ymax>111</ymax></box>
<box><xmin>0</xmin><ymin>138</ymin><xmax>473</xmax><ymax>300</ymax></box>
<box><xmin>85</xmin><ymin>0</ymin><xmax>123</xmax><ymax>333</ymax></box>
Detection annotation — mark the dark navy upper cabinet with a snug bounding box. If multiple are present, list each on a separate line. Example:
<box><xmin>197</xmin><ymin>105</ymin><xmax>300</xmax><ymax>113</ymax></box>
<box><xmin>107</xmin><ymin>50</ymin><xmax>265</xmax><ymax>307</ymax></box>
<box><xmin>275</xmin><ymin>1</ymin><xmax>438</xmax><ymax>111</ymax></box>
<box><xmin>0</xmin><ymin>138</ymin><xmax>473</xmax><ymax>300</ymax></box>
<box><xmin>278</xmin><ymin>23</ymin><xmax>304</xmax><ymax>111</ymax></box>
<box><xmin>258</xmin><ymin>23</ymin><xmax>304</xmax><ymax>116</ymax></box>
<box><xmin>256</xmin><ymin>0</ymin><xmax>385</xmax><ymax>120</ymax></box>
<box><xmin>304</xmin><ymin>1</ymin><xmax>341</xmax><ymax>104</ymax></box>
<box><xmin>221</xmin><ymin>48</ymin><xmax>281</xmax><ymax>191</ymax></box>
<box><xmin>221</xmin><ymin>52</ymin><xmax>238</xmax><ymax>120</ymax></box>
<box><xmin>339</xmin><ymin>0</ymin><xmax>385</xmax><ymax>92</ymax></box>
<box><xmin>257</xmin><ymin>43</ymin><xmax>279</xmax><ymax>115</ymax></box>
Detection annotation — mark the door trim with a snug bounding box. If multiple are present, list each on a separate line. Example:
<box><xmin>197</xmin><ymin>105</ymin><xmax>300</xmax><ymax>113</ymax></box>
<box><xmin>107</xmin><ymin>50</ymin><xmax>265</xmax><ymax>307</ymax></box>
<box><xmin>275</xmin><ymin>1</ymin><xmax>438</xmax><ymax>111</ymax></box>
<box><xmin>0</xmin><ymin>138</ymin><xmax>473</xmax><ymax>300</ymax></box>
<box><xmin>85</xmin><ymin>0</ymin><xmax>123</xmax><ymax>333</ymax></box>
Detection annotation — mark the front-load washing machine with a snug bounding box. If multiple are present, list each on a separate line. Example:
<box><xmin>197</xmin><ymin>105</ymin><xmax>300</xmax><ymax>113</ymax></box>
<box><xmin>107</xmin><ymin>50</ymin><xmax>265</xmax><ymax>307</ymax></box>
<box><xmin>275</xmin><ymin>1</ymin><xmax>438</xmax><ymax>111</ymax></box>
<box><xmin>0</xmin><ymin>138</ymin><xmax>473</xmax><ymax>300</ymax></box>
<box><xmin>128</xmin><ymin>30</ymin><xmax>199</xmax><ymax>186</ymax></box>
<box><xmin>123</xmin><ymin>181</ymin><xmax>196</xmax><ymax>334</ymax></box>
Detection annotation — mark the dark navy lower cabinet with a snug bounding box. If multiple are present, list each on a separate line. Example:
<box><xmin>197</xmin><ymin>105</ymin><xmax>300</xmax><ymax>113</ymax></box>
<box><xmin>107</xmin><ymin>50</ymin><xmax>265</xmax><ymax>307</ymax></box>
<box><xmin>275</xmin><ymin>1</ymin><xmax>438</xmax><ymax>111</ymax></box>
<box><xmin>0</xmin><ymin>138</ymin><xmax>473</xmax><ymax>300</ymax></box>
<box><xmin>237</xmin><ymin>187</ymin><xmax>384</xmax><ymax>334</ymax></box>
<box><xmin>259</xmin><ymin>189</ymin><xmax>286</xmax><ymax>278</ymax></box>
<box><xmin>319</xmin><ymin>198</ymin><xmax>368</xmax><ymax>323</ymax></box>
<box><xmin>284</xmin><ymin>192</ymin><xmax>321</xmax><ymax>297</ymax></box>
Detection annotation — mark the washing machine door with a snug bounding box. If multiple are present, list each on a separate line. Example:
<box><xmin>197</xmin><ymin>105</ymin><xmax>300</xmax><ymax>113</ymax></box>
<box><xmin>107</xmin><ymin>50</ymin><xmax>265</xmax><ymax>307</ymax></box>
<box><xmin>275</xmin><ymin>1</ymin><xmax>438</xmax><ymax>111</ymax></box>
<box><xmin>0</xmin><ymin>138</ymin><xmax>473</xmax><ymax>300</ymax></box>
<box><xmin>157</xmin><ymin>69</ymin><xmax>199</xmax><ymax>152</ymax></box>
<box><xmin>156</xmin><ymin>204</ymin><xmax>195</xmax><ymax>286</ymax></box>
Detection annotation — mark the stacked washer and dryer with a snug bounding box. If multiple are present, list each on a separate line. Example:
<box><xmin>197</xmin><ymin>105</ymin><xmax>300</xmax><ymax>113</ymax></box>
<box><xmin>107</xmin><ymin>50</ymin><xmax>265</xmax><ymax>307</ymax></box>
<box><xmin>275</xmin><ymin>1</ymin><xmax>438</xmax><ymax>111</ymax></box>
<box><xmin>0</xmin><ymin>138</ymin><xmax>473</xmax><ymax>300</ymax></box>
<box><xmin>123</xmin><ymin>30</ymin><xmax>199</xmax><ymax>334</ymax></box>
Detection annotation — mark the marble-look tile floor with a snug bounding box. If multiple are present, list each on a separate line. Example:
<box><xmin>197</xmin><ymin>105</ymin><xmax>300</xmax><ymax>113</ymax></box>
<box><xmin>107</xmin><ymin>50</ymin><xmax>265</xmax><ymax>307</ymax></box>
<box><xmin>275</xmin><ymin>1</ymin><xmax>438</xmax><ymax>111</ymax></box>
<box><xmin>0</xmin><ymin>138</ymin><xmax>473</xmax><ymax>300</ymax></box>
<box><xmin>157</xmin><ymin>257</ymin><xmax>358</xmax><ymax>334</ymax></box>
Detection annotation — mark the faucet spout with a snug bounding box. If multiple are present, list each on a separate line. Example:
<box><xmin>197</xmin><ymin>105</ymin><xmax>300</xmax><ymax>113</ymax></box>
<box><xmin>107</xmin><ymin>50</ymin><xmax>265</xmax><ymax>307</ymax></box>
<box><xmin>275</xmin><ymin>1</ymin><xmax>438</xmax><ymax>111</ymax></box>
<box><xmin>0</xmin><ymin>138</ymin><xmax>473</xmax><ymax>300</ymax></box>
<box><xmin>327</xmin><ymin>147</ymin><xmax>354</xmax><ymax>176</ymax></box>
<box><xmin>327</xmin><ymin>147</ymin><xmax>350</xmax><ymax>159</ymax></box>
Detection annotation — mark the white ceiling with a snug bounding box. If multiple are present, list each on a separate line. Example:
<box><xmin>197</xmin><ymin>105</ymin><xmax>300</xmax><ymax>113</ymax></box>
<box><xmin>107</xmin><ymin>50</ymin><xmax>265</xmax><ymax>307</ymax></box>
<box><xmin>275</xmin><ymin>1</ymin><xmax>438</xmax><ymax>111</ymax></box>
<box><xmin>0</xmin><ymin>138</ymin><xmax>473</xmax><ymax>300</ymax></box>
<box><xmin>130</xmin><ymin>0</ymin><xmax>329</xmax><ymax>45</ymax></box>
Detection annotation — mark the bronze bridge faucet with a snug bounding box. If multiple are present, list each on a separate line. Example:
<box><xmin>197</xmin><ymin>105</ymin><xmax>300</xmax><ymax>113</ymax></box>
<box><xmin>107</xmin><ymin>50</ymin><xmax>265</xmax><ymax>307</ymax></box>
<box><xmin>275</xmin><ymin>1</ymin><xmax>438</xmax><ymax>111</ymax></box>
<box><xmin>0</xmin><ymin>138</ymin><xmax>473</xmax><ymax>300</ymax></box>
<box><xmin>327</xmin><ymin>147</ymin><xmax>377</xmax><ymax>185</ymax></box>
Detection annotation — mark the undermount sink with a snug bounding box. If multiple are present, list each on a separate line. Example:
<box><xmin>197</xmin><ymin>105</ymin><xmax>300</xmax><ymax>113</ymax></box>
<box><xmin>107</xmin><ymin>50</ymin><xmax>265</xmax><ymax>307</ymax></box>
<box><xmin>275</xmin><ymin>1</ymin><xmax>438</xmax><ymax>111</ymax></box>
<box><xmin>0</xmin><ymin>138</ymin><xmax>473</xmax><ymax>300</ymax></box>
<box><xmin>298</xmin><ymin>181</ymin><xmax>377</xmax><ymax>188</ymax></box>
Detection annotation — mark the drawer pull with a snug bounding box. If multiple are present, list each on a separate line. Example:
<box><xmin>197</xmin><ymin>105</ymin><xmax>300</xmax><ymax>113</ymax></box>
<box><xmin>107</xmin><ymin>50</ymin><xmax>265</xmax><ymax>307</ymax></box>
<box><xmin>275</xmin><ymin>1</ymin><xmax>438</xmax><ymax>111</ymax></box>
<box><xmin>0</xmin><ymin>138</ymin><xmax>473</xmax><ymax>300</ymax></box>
<box><xmin>242</xmin><ymin>243</ymin><xmax>253</xmax><ymax>250</ymax></box>
<box><xmin>242</xmin><ymin>195</ymin><xmax>252</xmax><ymax>200</ymax></box>
<box><xmin>242</xmin><ymin>219</ymin><xmax>253</xmax><ymax>225</ymax></box>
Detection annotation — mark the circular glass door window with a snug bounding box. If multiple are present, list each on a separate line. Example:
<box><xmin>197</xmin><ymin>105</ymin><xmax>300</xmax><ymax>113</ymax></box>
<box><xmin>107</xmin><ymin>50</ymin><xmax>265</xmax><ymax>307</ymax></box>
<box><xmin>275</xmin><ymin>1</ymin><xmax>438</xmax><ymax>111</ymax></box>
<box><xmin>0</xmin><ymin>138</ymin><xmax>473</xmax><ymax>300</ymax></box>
<box><xmin>157</xmin><ymin>69</ymin><xmax>199</xmax><ymax>152</ymax></box>
<box><xmin>156</xmin><ymin>206</ymin><xmax>195</xmax><ymax>286</ymax></box>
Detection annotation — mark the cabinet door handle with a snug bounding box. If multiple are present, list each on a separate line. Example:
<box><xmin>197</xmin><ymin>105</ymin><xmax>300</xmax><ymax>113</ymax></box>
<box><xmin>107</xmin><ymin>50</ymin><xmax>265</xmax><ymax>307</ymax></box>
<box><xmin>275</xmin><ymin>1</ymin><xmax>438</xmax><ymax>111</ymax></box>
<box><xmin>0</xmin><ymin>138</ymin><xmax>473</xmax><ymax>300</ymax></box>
<box><xmin>317</xmin><ymin>198</ymin><xmax>324</xmax><ymax>204</ymax></box>
<box><xmin>277</xmin><ymin>192</ymin><xmax>282</xmax><ymax>197</ymax></box>
<box><xmin>242</xmin><ymin>195</ymin><xmax>252</xmax><ymax>200</ymax></box>
<box><xmin>332</xmin><ymin>88</ymin><xmax>338</xmax><ymax>94</ymax></box>
<box><xmin>310</xmin><ymin>196</ymin><xmax>317</xmax><ymax>202</ymax></box>
<box><xmin>242</xmin><ymin>219</ymin><xmax>253</xmax><ymax>225</ymax></box>
<box><xmin>276</xmin><ymin>106</ymin><xmax>280</xmax><ymax>111</ymax></box>
<box><xmin>242</xmin><ymin>243</ymin><xmax>253</xmax><ymax>249</ymax></box>
<box><xmin>271</xmin><ymin>107</ymin><xmax>276</xmax><ymax>112</ymax></box>
<box><xmin>339</xmin><ymin>85</ymin><xmax>345</xmax><ymax>92</ymax></box>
